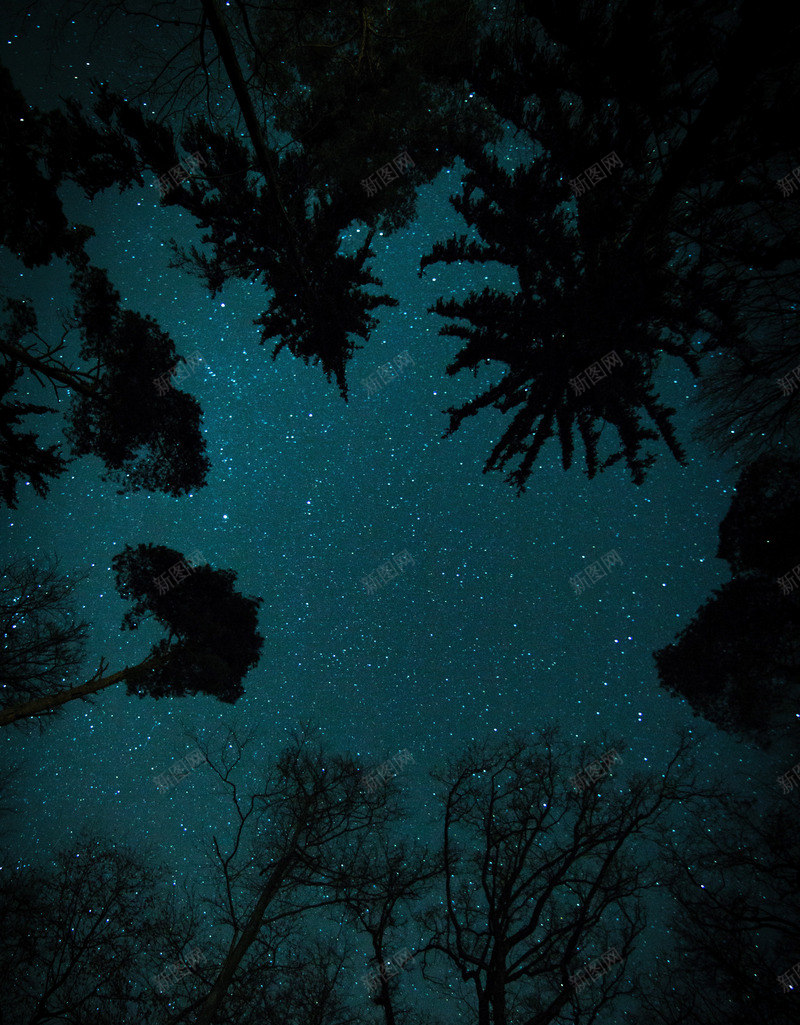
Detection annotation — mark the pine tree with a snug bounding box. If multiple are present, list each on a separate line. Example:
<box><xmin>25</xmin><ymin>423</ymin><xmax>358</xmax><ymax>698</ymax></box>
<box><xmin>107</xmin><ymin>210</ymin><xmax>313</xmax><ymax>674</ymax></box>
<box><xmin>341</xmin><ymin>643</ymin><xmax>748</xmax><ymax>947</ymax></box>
<box><xmin>419</xmin><ymin>148</ymin><xmax>702</xmax><ymax>488</ymax></box>
<box><xmin>420</xmin><ymin>0</ymin><xmax>800</xmax><ymax>489</ymax></box>
<box><xmin>0</xmin><ymin>65</ymin><xmax>210</xmax><ymax>502</ymax></box>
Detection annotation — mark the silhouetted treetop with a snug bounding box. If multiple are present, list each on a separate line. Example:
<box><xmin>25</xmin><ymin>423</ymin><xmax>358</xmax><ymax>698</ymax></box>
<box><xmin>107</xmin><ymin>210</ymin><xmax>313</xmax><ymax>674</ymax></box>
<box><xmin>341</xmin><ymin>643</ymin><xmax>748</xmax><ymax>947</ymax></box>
<box><xmin>55</xmin><ymin>88</ymin><xmax>401</xmax><ymax>399</ymax></box>
<box><xmin>418</xmin><ymin>0</ymin><xmax>800</xmax><ymax>489</ymax></box>
<box><xmin>0</xmin><ymin>357</ymin><xmax>67</xmax><ymax>508</ymax></box>
<box><xmin>420</xmin><ymin>149</ymin><xmax>709</xmax><ymax>488</ymax></box>
<box><xmin>66</xmin><ymin>262</ymin><xmax>210</xmax><ymax>496</ymax></box>
<box><xmin>655</xmin><ymin>574</ymin><xmax>800</xmax><ymax>748</ymax></box>
<box><xmin>0</xmin><ymin>62</ymin><xmax>74</xmax><ymax>267</ymax></box>
<box><xmin>717</xmin><ymin>453</ymin><xmax>800</xmax><ymax>577</ymax></box>
<box><xmin>656</xmin><ymin>452</ymin><xmax>800</xmax><ymax>748</ymax></box>
<box><xmin>0</xmin><ymin>65</ymin><xmax>211</xmax><ymax>502</ymax></box>
<box><xmin>112</xmin><ymin>543</ymin><xmax>264</xmax><ymax>704</ymax></box>
<box><xmin>250</xmin><ymin>0</ymin><xmax>500</xmax><ymax>231</ymax></box>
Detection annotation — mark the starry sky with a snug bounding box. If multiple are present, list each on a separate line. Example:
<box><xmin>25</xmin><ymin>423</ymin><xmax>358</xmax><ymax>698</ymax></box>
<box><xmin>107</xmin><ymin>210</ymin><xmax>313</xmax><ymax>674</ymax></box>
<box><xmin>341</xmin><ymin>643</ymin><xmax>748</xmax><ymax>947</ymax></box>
<box><xmin>0</xmin><ymin>3</ymin><xmax>781</xmax><ymax>1019</ymax></box>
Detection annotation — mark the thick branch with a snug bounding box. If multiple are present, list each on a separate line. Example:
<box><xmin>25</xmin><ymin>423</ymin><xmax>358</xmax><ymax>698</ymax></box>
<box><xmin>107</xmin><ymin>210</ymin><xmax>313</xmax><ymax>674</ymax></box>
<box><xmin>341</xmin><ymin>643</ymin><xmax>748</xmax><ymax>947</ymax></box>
<box><xmin>0</xmin><ymin>651</ymin><xmax>167</xmax><ymax>726</ymax></box>
<box><xmin>0</xmin><ymin>339</ymin><xmax>99</xmax><ymax>398</ymax></box>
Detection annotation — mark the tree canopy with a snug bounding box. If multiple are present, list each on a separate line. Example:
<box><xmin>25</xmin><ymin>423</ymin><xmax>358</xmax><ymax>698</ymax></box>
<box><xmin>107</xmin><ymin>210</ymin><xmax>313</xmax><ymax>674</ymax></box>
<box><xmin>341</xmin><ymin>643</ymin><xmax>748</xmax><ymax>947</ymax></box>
<box><xmin>112</xmin><ymin>542</ymin><xmax>265</xmax><ymax>704</ymax></box>
<box><xmin>9</xmin><ymin>0</ymin><xmax>799</xmax><ymax>485</ymax></box>
<box><xmin>655</xmin><ymin>454</ymin><xmax>800</xmax><ymax>747</ymax></box>
<box><xmin>0</xmin><ymin>545</ymin><xmax>264</xmax><ymax>726</ymax></box>
<box><xmin>0</xmin><ymin>63</ymin><xmax>210</xmax><ymax>505</ymax></box>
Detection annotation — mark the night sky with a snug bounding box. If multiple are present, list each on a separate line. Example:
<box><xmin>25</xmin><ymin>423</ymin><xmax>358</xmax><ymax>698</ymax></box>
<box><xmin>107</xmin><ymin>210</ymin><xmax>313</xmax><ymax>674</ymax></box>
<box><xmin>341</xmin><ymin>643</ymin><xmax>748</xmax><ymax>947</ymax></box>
<box><xmin>0</xmin><ymin>3</ymin><xmax>783</xmax><ymax>1020</ymax></box>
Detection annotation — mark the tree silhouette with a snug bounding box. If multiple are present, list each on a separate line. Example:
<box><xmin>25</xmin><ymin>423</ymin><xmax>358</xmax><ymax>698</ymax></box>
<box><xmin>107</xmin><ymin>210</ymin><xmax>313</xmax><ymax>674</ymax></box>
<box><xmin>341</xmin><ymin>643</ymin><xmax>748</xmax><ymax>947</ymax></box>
<box><xmin>249</xmin><ymin>0</ymin><xmax>501</xmax><ymax>233</ymax></box>
<box><xmin>0</xmin><ymin>557</ymin><xmax>89</xmax><ymax>721</ymax></box>
<box><xmin>0</xmin><ymin>544</ymin><xmax>264</xmax><ymax>727</ymax></box>
<box><xmin>717</xmin><ymin>453</ymin><xmax>800</xmax><ymax>577</ymax></box>
<box><xmin>655</xmin><ymin>575</ymin><xmax>800</xmax><ymax>749</ymax></box>
<box><xmin>418</xmin><ymin>0</ymin><xmax>800</xmax><ymax>489</ymax></box>
<box><xmin>0</xmin><ymin>61</ymin><xmax>75</xmax><ymax>268</ymax></box>
<box><xmin>112</xmin><ymin>543</ymin><xmax>264</xmax><ymax>703</ymax></box>
<box><xmin>633</xmin><ymin>784</ymin><xmax>800</xmax><ymax>1025</ymax></box>
<box><xmin>49</xmin><ymin>0</ymin><xmax>499</xmax><ymax>233</ymax></box>
<box><xmin>691</xmin><ymin>316</ymin><xmax>800</xmax><ymax>466</ymax></box>
<box><xmin>0</xmin><ymin>64</ymin><xmax>210</xmax><ymax>503</ymax></box>
<box><xmin>187</xmin><ymin>728</ymin><xmax>400</xmax><ymax>1025</ymax></box>
<box><xmin>419</xmin><ymin>147</ymin><xmax>703</xmax><ymax>488</ymax></box>
<box><xmin>655</xmin><ymin>455</ymin><xmax>800</xmax><ymax>748</ymax></box>
<box><xmin>202</xmin><ymin>933</ymin><xmax>358</xmax><ymax>1025</ymax></box>
<box><xmin>61</xmin><ymin>83</ymin><xmax>401</xmax><ymax>400</ymax></box>
<box><xmin>0</xmin><ymin>357</ymin><xmax>67</xmax><ymax>507</ymax></box>
<box><xmin>25</xmin><ymin>0</ymin><xmax>501</xmax><ymax>401</ymax></box>
<box><xmin>65</xmin><ymin>260</ymin><xmax>211</xmax><ymax>497</ymax></box>
<box><xmin>340</xmin><ymin>824</ymin><xmax>441</xmax><ymax>1025</ymax></box>
<box><xmin>418</xmin><ymin>729</ymin><xmax>704</xmax><ymax>1025</ymax></box>
<box><xmin>0</xmin><ymin>834</ymin><xmax>189</xmax><ymax>1025</ymax></box>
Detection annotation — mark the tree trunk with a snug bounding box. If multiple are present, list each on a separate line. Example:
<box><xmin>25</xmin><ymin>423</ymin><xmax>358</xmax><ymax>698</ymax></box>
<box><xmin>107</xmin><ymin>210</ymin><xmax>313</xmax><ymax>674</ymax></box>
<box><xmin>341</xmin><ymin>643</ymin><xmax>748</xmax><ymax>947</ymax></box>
<box><xmin>198</xmin><ymin>0</ymin><xmax>308</xmax><ymax>284</ymax></box>
<box><xmin>376</xmin><ymin>948</ymin><xmax>398</xmax><ymax>1025</ymax></box>
<box><xmin>0</xmin><ymin>652</ymin><xmax>166</xmax><ymax>726</ymax></box>
<box><xmin>489</xmin><ymin>970</ymin><xmax>507</xmax><ymax>1025</ymax></box>
<box><xmin>194</xmin><ymin>846</ymin><xmax>300</xmax><ymax>1025</ymax></box>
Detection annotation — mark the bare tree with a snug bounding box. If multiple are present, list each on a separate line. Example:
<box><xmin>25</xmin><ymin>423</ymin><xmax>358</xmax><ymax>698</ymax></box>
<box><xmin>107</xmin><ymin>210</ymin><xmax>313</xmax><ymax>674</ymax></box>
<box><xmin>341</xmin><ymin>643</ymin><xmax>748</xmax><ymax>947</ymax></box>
<box><xmin>169</xmin><ymin>727</ymin><xmax>402</xmax><ymax>1025</ymax></box>
<box><xmin>0</xmin><ymin>833</ymin><xmax>194</xmax><ymax>1025</ymax></box>
<box><xmin>187</xmin><ymin>929</ymin><xmax>361</xmax><ymax>1025</ymax></box>
<box><xmin>418</xmin><ymin>729</ymin><xmax>707</xmax><ymax>1025</ymax></box>
<box><xmin>0</xmin><ymin>556</ymin><xmax>89</xmax><ymax>724</ymax></box>
<box><xmin>631</xmin><ymin>779</ymin><xmax>800</xmax><ymax>1025</ymax></box>
<box><xmin>339</xmin><ymin>823</ymin><xmax>443</xmax><ymax>1025</ymax></box>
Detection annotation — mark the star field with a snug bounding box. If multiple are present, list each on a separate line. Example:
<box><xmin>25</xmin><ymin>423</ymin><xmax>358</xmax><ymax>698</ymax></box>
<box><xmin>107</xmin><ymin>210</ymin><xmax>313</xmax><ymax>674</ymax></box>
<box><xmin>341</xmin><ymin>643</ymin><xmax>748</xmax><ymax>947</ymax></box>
<box><xmin>0</xmin><ymin>5</ymin><xmax>782</xmax><ymax>1022</ymax></box>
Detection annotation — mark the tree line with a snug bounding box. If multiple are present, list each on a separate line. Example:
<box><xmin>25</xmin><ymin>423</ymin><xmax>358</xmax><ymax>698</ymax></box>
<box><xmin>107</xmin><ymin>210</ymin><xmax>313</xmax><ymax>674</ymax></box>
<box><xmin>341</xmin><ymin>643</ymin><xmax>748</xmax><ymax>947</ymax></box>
<box><xmin>2</xmin><ymin>0</ymin><xmax>799</xmax><ymax>501</ymax></box>
<box><xmin>3</xmin><ymin>726</ymin><xmax>797</xmax><ymax>1025</ymax></box>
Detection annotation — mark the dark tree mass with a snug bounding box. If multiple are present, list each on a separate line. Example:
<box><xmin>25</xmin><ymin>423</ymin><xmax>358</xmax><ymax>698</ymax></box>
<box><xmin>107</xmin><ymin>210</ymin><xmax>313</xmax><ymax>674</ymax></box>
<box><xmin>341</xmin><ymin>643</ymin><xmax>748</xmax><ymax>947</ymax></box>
<box><xmin>0</xmin><ymin>544</ymin><xmax>263</xmax><ymax>726</ymax></box>
<box><xmin>655</xmin><ymin>454</ymin><xmax>800</xmax><ymax>749</ymax></box>
<box><xmin>1</xmin><ymin>1</ymin><xmax>798</xmax><ymax>1023</ymax></box>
